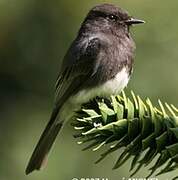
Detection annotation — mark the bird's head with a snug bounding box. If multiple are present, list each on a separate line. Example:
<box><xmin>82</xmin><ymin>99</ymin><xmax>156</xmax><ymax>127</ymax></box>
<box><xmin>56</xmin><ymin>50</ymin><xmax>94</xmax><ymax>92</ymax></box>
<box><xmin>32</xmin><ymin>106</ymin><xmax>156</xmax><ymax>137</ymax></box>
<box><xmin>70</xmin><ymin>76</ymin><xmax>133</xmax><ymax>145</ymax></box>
<box><xmin>80</xmin><ymin>4</ymin><xmax>144</xmax><ymax>36</ymax></box>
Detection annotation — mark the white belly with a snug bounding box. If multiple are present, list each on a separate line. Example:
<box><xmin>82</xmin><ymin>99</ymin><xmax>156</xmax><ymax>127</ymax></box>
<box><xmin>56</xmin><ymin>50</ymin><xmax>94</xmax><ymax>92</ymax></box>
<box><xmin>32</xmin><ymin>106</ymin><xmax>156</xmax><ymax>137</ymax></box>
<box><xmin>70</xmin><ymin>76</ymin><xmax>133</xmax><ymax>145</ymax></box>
<box><xmin>59</xmin><ymin>67</ymin><xmax>129</xmax><ymax>121</ymax></box>
<box><xmin>71</xmin><ymin>67</ymin><xmax>129</xmax><ymax>104</ymax></box>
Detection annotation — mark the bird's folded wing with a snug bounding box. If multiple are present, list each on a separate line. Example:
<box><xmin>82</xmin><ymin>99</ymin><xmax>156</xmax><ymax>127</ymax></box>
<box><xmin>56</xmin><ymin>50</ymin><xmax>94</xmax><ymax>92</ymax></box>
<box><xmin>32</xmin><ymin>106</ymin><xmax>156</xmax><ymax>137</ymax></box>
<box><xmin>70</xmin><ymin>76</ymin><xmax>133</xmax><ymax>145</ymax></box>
<box><xmin>54</xmin><ymin>37</ymin><xmax>105</xmax><ymax>107</ymax></box>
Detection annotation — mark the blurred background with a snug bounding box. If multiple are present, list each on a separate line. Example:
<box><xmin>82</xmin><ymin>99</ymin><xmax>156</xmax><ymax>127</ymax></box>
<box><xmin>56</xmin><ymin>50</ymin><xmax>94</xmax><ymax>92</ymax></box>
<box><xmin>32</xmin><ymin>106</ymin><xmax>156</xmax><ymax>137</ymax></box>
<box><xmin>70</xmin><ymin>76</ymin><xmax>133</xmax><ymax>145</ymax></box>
<box><xmin>1</xmin><ymin>0</ymin><xmax>178</xmax><ymax>180</ymax></box>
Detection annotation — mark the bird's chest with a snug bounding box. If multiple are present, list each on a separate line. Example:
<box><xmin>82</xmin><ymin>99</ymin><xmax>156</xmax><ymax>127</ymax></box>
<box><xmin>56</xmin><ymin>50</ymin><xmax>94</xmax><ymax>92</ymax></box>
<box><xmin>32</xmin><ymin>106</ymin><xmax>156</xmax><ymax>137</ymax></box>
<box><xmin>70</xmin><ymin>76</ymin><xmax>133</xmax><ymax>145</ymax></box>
<box><xmin>99</xmin><ymin>67</ymin><xmax>129</xmax><ymax>95</ymax></box>
<box><xmin>71</xmin><ymin>67</ymin><xmax>129</xmax><ymax>104</ymax></box>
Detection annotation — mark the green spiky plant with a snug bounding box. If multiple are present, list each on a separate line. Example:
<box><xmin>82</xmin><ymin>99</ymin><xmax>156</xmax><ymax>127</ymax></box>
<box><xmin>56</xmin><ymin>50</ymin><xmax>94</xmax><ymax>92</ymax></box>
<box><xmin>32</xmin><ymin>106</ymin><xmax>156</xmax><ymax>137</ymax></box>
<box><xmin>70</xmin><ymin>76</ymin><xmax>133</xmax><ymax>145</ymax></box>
<box><xmin>72</xmin><ymin>91</ymin><xmax>178</xmax><ymax>180</ymax></box>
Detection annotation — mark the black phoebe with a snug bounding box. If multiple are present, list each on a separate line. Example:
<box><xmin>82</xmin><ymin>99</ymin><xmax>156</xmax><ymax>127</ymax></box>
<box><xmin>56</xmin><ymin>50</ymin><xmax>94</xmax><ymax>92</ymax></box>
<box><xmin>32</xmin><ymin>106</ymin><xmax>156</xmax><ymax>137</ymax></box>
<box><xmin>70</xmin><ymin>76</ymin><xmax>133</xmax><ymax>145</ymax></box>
<box><xmin>26</xmin><ymin>3</ymin><xmax>144</xmax><ymax>174</ymax></box>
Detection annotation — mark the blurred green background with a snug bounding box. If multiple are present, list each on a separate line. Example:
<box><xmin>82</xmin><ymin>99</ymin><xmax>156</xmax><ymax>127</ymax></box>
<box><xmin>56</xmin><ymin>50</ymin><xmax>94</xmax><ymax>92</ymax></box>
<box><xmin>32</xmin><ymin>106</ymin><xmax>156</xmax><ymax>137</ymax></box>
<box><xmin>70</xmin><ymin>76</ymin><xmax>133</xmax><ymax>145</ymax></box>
<box><xmin>1</xmin><ymin>0</ymin><xmax>178</xmax><ymax>180</ymax></box>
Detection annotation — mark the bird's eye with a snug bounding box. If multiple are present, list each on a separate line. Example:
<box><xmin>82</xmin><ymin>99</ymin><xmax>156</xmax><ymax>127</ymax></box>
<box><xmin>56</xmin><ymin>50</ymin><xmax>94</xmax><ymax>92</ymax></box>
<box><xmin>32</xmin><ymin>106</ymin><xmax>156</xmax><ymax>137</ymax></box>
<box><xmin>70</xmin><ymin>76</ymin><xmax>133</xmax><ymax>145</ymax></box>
<box><xmin>108</xmin><ymin>14</ymin><xmax>118</xmax><ymax>21</ymax></box>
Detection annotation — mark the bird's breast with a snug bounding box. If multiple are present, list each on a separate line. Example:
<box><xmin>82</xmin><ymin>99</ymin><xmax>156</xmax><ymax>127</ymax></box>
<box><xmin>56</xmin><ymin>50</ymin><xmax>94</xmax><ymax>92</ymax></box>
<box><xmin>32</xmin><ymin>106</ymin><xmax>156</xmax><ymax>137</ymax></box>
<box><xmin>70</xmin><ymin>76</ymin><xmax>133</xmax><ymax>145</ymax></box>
<box><xmin>71</xmin><ymin>67</ymin><xmax>130</xmax><ymax>104</ymax></box>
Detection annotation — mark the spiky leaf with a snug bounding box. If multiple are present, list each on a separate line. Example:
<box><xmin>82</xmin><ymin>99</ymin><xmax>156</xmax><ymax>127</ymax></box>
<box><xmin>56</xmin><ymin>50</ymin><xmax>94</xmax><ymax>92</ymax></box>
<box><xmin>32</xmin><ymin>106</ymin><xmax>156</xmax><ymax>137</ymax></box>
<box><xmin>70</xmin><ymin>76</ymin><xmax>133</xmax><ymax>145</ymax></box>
<box><xmin>72</xmin><ymin>91</ymin><xmax>178</xmax><ymax>179</ymax></box>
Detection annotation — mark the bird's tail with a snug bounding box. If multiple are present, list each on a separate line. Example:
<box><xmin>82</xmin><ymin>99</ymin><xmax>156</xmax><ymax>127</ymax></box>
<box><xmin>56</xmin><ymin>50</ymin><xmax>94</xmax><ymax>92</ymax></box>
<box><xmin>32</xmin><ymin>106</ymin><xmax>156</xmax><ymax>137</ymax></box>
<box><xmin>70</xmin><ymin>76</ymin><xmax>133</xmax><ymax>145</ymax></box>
<box><xmin>25</xmin><ymin>107</ymin><xmax>63</xmax><ymax>175</ymax></box>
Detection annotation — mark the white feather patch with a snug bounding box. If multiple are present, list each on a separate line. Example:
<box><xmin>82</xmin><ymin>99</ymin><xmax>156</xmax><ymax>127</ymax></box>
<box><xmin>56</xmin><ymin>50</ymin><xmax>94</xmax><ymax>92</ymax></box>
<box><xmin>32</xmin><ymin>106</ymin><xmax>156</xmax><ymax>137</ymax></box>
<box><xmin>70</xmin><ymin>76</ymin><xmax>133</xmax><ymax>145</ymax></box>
<box><xmin>71</xmin><ymin>67</ymin><xmax>129</xmax><ymax>104</ymax></box>
<box><xmin>59</xmin><ymin>68</ymin><xmax>129</xmax><ymax>121</ymax></box>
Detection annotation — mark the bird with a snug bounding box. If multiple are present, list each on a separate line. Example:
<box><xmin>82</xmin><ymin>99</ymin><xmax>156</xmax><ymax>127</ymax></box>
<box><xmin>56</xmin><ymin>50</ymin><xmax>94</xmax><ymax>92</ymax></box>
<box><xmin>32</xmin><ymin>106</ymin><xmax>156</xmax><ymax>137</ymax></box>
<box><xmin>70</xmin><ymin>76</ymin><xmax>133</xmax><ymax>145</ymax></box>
<box><xmin>25</xmin><ymin>3</ymin><xmax>144</xmax><ymax>174</ymax></box>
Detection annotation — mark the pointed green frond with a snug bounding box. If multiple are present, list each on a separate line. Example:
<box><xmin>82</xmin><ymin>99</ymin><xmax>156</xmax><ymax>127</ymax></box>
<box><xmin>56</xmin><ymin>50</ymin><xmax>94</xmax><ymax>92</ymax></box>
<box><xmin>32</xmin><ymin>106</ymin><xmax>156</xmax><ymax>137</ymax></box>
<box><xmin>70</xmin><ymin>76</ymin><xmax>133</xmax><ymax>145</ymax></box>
<box><xmin>72</xmin><ymin>91</ymin><xmax>178</xmax><ymax>179</ymax></box>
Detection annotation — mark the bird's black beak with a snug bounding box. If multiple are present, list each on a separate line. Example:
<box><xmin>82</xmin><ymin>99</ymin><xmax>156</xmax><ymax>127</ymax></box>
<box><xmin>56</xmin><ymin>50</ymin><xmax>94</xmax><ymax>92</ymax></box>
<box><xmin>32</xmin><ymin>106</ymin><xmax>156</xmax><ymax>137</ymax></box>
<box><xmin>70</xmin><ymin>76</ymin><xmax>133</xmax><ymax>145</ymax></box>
<box><xmin>125</xmin><ymin>17</ymin><xmax>145</xmax><ymax>25</ymax></box>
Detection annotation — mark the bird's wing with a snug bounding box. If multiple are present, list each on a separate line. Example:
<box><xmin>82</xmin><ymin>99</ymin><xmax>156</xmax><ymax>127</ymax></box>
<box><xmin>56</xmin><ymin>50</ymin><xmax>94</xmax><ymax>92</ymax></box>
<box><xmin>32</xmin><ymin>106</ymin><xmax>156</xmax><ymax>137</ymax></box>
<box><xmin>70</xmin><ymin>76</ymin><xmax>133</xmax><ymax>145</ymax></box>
<box><xmin>25</xmin><ymin>37</ymin><xmax>106</xmax><ymax>174</ymax></box>
<box><xmin>54</xmin><ymin>37</ymin><xmax>105</xmax><ymax>107</ymax></box>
